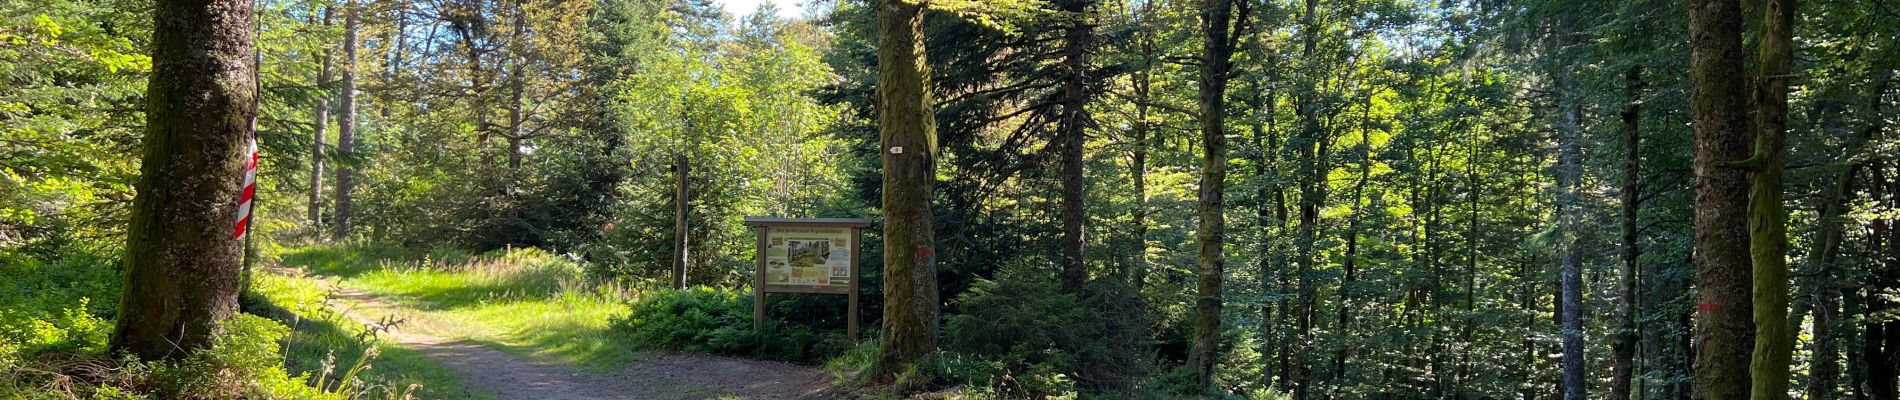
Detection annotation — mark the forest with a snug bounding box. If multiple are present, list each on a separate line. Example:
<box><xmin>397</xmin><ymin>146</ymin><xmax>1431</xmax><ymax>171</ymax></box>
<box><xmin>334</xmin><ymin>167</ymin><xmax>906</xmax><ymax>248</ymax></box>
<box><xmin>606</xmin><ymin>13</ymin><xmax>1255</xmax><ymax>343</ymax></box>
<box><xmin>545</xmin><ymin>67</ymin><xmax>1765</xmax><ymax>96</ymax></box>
<box><xmin>1</xmin><ymin>0</ymin><xmax>1898</xmax><ymax>397</ymax></box>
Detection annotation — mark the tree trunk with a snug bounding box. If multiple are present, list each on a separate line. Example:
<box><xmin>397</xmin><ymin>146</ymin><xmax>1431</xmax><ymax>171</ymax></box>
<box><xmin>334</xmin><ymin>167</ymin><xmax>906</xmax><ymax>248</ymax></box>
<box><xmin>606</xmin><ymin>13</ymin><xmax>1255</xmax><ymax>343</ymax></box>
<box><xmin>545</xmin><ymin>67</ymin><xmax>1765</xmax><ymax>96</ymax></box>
<box><xmin>110</xmin><ymin>0</ymin><xmax>256</xmax><ymax>360</ymax></box>
<box><xmin>505</xmin><ymin>1</ymin><xmax>527</xmax><ymax>170</ymax></box>
<box><xmin>1056</xmin><ymin>0</ymin><xmax>1093</xmax><ymax>293</ymax></box>
<box><xmin>1870</xmin><ymin>164</ymin><xmax>1899</xmax><ymax>400</ymax></box>
<box><xmin>1292</xmin><ymin>0</ymin><xmax>1323</xmax><ymax>396</ymax></box>
<box><xmin>1747</xmin><ymin>0</ymin><xmax>1795</xmax><ymax>397</ymax></box>
<box><xmin>673</xmin><ymin>153</ymin><xmax>690</xmax><ymax>288</ymax></box>
<box><xmin>1556</xmin><ymin>86</ymin><xmax>1586</xmax><ymax>400</ymax></box>
<box><xmin>1612</xmin><ymin>65</ymin><xmax>1644</xmax><ymax>400</ymax></box>
<box><xmin>309</xmin><ymin>7</ymin><xmax>332</xmax><ymax>227</ymax></box>
<box><xmin>874</xmin><ymin>0</ymin><xmax>940</xmax><ymax>377</ymax></box>
<box><xmin>331</xmin><ymin>0</ymin><xmax>359</xmax><ymax>241</ymax></box>
<box><xmin>1188</xmin><ymin>0</ymin><xmax>1241</xmax><ymax>387</ymax></box>
<box><xmin>1688</xmin><ymin>0</ymin><xmax>1756</xmax><ymax>395</ymax></box>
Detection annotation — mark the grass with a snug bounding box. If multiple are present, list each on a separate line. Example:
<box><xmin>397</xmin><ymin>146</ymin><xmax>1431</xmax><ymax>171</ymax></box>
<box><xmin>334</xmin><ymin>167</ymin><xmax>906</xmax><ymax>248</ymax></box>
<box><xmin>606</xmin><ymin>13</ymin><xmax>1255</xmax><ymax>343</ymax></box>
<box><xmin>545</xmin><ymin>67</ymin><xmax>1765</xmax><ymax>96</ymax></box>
<box><xmin>275</xmin><ymin>244</ymin><xmax>641</xmax><ymax>372</ymax></box>
<box><xmin>244</xmin><ymin>270</ymin><xmax>493</xmax><ymax>400</ymax></box>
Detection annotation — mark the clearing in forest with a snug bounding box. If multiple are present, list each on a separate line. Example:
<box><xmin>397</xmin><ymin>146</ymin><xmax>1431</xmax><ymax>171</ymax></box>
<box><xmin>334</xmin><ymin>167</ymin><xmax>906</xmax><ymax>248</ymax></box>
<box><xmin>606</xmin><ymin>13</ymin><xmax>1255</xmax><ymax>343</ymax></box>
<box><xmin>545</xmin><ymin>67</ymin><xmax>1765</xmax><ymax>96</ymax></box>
<box><xmin>263</xmin><ymin>246</ymin><xmax>830</xmax><ymax>400</ymax></box>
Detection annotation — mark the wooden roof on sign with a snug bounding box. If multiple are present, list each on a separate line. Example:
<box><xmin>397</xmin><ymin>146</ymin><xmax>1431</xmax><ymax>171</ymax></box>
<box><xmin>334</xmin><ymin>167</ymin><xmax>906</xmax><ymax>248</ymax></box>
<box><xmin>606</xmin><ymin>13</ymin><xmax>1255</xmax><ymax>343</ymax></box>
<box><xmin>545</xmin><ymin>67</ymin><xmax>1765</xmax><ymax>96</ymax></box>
<box><xmin>742</xmin><ymin>217</ymin><xmax>875</xmax><ymax>228</ymax></box>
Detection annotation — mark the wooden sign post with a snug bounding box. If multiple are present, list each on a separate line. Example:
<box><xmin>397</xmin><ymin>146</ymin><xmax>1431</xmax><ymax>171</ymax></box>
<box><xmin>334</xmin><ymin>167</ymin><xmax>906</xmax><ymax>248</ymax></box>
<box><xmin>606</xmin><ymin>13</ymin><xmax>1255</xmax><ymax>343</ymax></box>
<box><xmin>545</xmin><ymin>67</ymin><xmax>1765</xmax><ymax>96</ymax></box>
<box><xmin>743</xmin><ymin>217</ymin><xmax>873</xmax><ymax>340</ymax></box>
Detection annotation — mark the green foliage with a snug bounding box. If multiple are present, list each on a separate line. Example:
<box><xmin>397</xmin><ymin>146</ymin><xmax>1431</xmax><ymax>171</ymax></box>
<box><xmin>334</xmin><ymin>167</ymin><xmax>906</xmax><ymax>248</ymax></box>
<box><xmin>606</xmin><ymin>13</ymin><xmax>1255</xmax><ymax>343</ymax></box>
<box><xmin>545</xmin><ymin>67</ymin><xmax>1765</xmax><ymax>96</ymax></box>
<box><xmin>939</xmin><ymin>276</ymin><xmax>1086</xmax><ymax>397</ymax></box>
<box><xmin>148</xmin><ymin>315</ymin><xmax>335</xmax><ymax>400</ymax></box>
<box><xmin>0</xmin><ymin>246</ymin><xmax>458</xmax><ymax>399</ymax></box>
<box><xmin>610</xmin><ymin>286</ymin><xmax>852</xmax><ymax>362</ymax></box>
<box><xmin>0</xmin><ymin>250</ymin><xmax>118</xmax><ymax>359</ymax></box>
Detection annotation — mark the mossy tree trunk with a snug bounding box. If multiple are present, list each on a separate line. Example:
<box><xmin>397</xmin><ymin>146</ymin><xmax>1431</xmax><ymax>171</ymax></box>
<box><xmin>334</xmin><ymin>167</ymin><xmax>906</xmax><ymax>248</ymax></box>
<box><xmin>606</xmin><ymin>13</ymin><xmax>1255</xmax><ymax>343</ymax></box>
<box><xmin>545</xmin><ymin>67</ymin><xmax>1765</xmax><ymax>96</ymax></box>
<box><xmin>1747</xmin><ymin>0</ymin><xmax>1794</xmax><ymax>397</ymax></box>
<box><xmin>110</xmin><ymin>0</ymin><xmax>257</xmax><ymax>361</ymax></box>
<box><xmin>874</xmin><ymin>0</ymin><xmax>940</xmax><ymax>378</ymax></box>
<box><xmin>1186</xmin><ymin>0</ymin><xmax>1245</xmax><ymax>388</ymax></box>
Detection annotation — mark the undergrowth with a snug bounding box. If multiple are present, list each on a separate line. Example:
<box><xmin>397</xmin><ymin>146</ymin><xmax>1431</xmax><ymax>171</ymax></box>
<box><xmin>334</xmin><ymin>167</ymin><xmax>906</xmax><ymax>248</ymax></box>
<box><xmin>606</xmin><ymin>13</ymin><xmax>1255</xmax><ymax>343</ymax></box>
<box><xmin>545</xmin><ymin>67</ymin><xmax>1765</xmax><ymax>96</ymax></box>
<box><xmin>0</xmin><ymin>243</ymin><xmax>466</xmax><ymax>399</ymax></box>
<box><xmin>609</xmin><ymin>286</ymin><xmax>856</xmax><ymax>363</ymax></box>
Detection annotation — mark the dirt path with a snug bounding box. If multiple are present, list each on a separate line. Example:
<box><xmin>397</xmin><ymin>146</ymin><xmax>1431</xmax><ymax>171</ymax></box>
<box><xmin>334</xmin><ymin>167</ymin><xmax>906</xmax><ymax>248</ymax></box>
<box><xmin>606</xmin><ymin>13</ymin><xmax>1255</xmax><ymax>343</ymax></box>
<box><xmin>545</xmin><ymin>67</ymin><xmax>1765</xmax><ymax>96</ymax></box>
<box><xmin>280</xmin><ymin>269</ymin><xmax>832</xmax><ymax>400</ymax></box>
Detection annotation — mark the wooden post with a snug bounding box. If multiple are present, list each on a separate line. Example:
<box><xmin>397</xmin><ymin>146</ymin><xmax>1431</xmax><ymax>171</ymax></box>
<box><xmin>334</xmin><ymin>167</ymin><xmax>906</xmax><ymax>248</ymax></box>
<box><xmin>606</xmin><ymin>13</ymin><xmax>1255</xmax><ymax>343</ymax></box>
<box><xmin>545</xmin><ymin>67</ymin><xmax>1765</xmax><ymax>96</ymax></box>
<box><xmin>673</xmin><ymin>153</ymin><xmax>690</xmax><ymax>289</ymax></box>
<box><xmin>754</xmin><ymin>226</ymin><xmax>767</xmax><ymax>333</ymax></box>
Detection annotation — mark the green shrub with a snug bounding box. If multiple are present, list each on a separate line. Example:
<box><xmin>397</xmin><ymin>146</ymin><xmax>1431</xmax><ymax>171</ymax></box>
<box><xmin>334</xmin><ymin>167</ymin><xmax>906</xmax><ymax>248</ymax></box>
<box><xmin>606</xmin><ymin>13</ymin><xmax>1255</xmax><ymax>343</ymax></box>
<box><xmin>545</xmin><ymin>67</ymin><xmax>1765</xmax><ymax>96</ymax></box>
<box><xmin>610</xmin><ymin>286</ymin><xmax>850</xmax><ymax>362</ymax></box>
<box><xmin>613</xmin><ymin>287</ymin><xmax>753</xmax><ymax>352</ymax></box>
<box><xmin>937</xmin><ymin>273</ymin><xmax>1087</xmax><ymax>399</ymax></box>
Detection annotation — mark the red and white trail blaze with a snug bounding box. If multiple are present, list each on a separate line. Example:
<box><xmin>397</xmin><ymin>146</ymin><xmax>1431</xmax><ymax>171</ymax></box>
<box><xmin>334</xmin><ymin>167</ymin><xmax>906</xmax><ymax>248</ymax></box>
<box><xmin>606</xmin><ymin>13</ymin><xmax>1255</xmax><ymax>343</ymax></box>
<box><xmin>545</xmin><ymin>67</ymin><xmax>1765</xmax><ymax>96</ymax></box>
<box><xmin>234</xmin><ymin>137</ymin><xmax>257</xmax><ymax>239</ymax></box>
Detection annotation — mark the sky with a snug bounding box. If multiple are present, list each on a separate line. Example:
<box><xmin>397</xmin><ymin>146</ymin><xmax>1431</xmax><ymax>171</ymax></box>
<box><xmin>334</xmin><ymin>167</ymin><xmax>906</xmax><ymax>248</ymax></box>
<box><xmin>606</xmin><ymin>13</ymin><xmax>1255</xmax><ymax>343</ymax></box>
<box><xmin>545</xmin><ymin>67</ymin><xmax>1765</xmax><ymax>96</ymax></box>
<box><xmin>715</xmin><ymin>0</ymin><xmax>808</xmax><ymax>18</ymax></box>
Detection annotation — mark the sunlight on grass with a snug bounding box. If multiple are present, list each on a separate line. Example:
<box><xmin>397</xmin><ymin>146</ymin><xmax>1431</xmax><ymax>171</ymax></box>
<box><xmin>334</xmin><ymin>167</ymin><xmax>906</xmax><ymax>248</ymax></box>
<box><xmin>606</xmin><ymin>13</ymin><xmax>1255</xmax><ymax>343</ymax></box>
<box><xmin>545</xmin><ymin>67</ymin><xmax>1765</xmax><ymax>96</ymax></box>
<box><xmin>247</xmin><ymin>271</ymin><xmax>494</xmax><ymax>399</ymax></box>
<box><xmin>278</xmin><ymin>245</ymin><xmax>642</xmax><ymax>372</ymax></box>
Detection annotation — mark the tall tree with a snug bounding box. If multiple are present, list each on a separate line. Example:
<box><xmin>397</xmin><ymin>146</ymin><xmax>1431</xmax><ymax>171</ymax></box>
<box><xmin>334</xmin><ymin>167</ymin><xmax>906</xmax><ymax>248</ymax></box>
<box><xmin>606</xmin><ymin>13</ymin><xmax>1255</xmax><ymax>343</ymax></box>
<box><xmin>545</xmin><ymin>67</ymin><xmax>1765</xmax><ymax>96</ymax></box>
<box><xmin>1746</xmin><ymin>0</ymin><xmax>1795</xmax><ymax>397</ymax></box>
<box><xmin>1555</xmin><ymin>80</ymin><xmax>1585</xmax><ymax>400</ymax></box>
<box><xmin>110</xmin><ymin>0</ymin><xmax>257</xmax><ymax>360</ymax></box>
<box><xmin>1187</xmin><ymin>0</ymin><xmax>1247</xmax><ymax>388</ymax></box>
<box><xmin>1611</xmin><ymin>64</ymin><xmax>1644</xmax><ymax>400</ymax></box>
<box><xmin>309</xmin><ymin>7</ymin><xmax>332</xmax><ymax>227</ymax></box>
<box><xmin>1291</xmin><ymin>0</ymin><xmax>1327</xmax><ymax>394</ymax></box>
<box><xmin>1687</xmin><ymin>0</ymin><xmax>1757</xmax><ymax>396</ymax></box>
<box><xmin>874</xmin><ymin>0</ymin><xmax>940</xmax><ymax>377</ymax></box>
<box><xmin>332</xmin><ymin>0</ymin><xmax>360</xmax><ymax>240</ymax></box>
<box><xmin>1055</xmin><ymin>0</ymin><xmax>1095</xmax><ymax>293</ymax></box>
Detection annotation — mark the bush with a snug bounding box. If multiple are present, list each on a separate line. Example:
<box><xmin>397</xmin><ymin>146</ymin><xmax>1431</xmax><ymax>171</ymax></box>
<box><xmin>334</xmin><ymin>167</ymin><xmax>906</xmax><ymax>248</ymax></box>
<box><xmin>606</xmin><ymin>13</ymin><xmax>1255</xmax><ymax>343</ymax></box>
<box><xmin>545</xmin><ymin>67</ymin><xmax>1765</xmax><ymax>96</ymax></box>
<box><xmin>151</xmin><ymin>314</ymin><xmax>338</xmax><ymax>400</ymax></box>
<box><xmin>937</xmin><ymin>272</ymin><xmax>1089</xmax><ymax>398</ymax></box>
<box><xmin>610</xmin><ymin>286</ymin><xmax>851</xmax><ymax>362</ymax></box>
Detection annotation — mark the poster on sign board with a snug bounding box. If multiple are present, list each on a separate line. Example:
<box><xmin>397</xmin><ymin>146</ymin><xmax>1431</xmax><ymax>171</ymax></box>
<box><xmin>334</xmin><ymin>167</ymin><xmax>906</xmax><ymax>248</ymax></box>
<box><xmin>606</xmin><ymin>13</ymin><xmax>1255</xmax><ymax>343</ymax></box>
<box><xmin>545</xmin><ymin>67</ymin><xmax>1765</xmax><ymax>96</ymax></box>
<box><xmin>764</xmin><ymin>227</ymin><xmax>851</xmax><ymax>287</ymax></box>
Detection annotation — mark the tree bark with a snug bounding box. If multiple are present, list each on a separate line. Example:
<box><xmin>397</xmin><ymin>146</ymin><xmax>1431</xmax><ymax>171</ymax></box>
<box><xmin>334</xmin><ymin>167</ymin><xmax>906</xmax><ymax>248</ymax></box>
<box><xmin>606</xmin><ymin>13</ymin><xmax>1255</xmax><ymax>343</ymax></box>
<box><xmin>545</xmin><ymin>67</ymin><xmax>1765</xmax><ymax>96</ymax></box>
<box><xmin>332</xmin><ymin>0</ymin><xmax>359</xmax><ymax>241</ymax></box>
<box><xmin>110</xmin><ymin>0</ymin><xmax>256</xmax><ymax>360</ymax></box>
<box><xmin>1688</xmin><ymin>0</ymin><xmax>1757</xmax><ymax>396</ymax></box>
<box><xmin>1187</xmin><ymin>0</ymin><xmax>1243</xmax><ymax>388</ymax></box>
<box><xmin>1056</xmin><ymin>0</ymin><xmax>1094</xmax><ymax>293</ymax></box>
<box><xmin>874</xmin><ymin>0</ymin><xmax>940</xmax><ymax>377</ymax></box>
<box><xmin>1612</xmin><ymin>65</ymin><xmax>1644</xmax><ymax>400</ymax></box>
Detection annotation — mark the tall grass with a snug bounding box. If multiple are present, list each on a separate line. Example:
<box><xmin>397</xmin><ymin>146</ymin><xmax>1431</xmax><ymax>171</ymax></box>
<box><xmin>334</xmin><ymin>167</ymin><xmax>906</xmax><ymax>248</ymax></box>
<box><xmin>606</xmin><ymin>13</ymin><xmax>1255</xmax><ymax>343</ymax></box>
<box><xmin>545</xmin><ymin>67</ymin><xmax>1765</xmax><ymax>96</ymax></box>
<box><xmin>277</xmin><ymin>245</ymin><xmax>641</xmax><ymax>371</ymax></box>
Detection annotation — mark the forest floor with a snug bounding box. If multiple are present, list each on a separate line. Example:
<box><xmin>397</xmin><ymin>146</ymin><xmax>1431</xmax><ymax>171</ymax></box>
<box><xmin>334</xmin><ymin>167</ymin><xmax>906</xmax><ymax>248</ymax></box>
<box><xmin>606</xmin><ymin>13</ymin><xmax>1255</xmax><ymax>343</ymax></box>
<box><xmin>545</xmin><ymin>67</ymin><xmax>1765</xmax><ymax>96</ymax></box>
<box><xmin>259</xmin><ymin>246</ymin><xmax>832</xmax><ymax>400</ymax></box>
